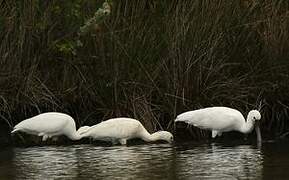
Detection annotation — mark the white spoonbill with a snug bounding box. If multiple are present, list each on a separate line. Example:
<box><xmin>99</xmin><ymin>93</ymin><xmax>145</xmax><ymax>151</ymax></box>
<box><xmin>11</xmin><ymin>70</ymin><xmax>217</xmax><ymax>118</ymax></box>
<box><xmin>175</xmin><ymin>107</ymin><xmax>262</xmax><ymax>142</ymax></box>
<box><xmin>79</xmin><ymin>117</ymin><xmax>174</xmax><ymax>145</ymax></box>
<box><xmin>11</xmin><ymin>112</ymin><xmax>85</xmax><ymax>141</ymax></box>
<box><xmin>77</xmin><ymin>126</ymin><xmax>91</xmax><ymax>134</ymax></box>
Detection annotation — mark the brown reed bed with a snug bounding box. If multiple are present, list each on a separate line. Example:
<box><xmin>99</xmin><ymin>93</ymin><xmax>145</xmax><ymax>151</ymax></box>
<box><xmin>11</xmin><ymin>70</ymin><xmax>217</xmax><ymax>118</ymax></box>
<box><xmin>0</xmin><ymin>0</ymin><xmax>288</xmax><ymax>145</ymax></box>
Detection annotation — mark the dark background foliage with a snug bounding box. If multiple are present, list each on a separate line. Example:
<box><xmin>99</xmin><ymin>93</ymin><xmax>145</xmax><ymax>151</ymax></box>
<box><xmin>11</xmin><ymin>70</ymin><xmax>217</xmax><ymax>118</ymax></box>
<box><xmin>0</xmin><ymin>0</ymin><xmax>289</xmax><ymax>145</ymax></box>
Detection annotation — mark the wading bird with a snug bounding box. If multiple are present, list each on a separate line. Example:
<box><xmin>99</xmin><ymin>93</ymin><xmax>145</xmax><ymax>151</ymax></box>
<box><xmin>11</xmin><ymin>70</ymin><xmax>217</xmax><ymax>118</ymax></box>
<box><xmin>175</xmin><ymin>107</ymin><xmax>262</xmax><ymax>142</ymax></box>
<box><xmin>11</xmin><ymin>112</ymin><xmax>85</xmax><ymax>141</ymax></box>
<box><xmin>77</xmin><ymin>126</ymin><xmax>91</xmax><ymax>134</ymax></box>
<box><xmin>79</xmin><ymin>117</ymin><xmax>174</xmax><ymax>145</ymax></box>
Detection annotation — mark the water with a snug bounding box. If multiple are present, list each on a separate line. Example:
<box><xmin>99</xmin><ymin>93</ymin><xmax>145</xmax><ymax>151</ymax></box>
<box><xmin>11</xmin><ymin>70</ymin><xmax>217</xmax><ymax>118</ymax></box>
<box><xmin>0</xmin><ymin>141</ymin><xmax>289</xmax><ymax>180</ymax></box>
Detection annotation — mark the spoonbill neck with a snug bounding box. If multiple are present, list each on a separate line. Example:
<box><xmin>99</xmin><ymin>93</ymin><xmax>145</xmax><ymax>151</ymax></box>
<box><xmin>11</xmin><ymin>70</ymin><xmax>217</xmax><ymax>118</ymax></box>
<box><xmin>67</xmin><ymin>131</ymin><xmax>84</xmax><ymax>140</ymax></box>
<box><xmin>140</xmin><ymin>130</ymin><xmax>160</xmax><ymax>142</ymax></box>
<box><xmin>240</xmin><ymin>115</ymin><xmax>255</xmax><ymax>134</ymax></box>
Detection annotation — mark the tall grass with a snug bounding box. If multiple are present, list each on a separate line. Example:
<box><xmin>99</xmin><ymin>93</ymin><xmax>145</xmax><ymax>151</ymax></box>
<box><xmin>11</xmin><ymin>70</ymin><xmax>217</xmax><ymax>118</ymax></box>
<box><xmin>0</xmin><ymin>0</ymin><xmax>289</xmax><ymax>144</ymax></box>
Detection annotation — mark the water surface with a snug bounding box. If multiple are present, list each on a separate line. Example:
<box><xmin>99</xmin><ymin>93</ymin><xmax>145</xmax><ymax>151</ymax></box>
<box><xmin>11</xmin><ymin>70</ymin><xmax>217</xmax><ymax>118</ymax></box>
<box><xmin>0</xmin><ymin>141</ymin><xmax>289</xmax><ymax>179</ymax></box>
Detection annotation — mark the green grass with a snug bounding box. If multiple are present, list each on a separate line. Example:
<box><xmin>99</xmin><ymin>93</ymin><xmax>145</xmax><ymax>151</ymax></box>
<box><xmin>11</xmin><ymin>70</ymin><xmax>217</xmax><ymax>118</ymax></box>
<box><xmin>0</xmin><ymin>0</ymin><xmax>289</xmax><ymax>144</ymax></box>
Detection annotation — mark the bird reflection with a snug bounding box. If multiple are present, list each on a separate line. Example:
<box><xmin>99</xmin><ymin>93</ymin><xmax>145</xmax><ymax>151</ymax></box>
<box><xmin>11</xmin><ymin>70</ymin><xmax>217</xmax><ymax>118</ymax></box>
<box><xmin>175</xmin><ymin>143</ymin><xmax>263</xmax><ymax>179</ymax></box>
<box><xmin>13</xmin><ymin>146</ymin><xmax>79</xmax><ymax>179</ymax></box>
<box><xmin>11</xmin><ymin>143</ymin><xmax>263</xmax><ymax>180</ymax></box>
<box><xmin>12</xmin><ymin>144</ymin><xmax>176</xmax><ymax>180</ymax></box>
<box><xmin>75</xmin><ymin>144</ymin><xmax>176</xmax><ymax>179</ymax></box>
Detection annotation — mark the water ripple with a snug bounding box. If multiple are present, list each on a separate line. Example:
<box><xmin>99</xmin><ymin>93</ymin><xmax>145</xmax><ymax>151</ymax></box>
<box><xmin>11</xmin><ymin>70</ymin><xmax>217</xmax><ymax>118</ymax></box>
<box><xmin>0</xmin><ymin>142</ymin><xmax>276</xmax><ymax>180</ymax></box>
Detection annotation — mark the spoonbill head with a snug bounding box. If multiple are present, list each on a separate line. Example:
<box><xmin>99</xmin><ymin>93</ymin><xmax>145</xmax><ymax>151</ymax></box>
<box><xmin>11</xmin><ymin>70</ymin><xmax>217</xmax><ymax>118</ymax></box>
<box><xmin>151</xmin><ymin>131</ymin><xmax>174</xmax><ymax>143</ymax></box>
<box><xmin>248</xmin><ymin>110</ymin><xmax>261</xmax><ymax>142</ymax></box>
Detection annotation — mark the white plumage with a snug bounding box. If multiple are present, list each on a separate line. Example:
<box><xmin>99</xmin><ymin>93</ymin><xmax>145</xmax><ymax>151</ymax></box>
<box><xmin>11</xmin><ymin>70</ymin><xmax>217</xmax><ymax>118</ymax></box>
<box><xmin>79</xmin><ymin>117</ymin><xmax>174</xmax><ymax>145</ymax></box>
<box><xmin>175</xmin><ymin>107</ymin><xmax>262</xmax><ymax>142</ymax></box>
<box><xmin>11</xmin><ymin>112</ymin><xmax>84</xmax><ymax>141</ymax></box>
<box><xmin>77</xmin><ymin>126</ymin><xmax>91</xmax><ymax>134</ymax></box>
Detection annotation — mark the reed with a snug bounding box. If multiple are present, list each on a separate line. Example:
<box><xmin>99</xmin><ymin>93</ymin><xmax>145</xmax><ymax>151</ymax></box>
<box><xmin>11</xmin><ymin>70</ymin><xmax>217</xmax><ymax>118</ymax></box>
<box><xmin>0</xmin><ymin>0</ymin><xmax>288</xmax><ymax>144</ymax></box>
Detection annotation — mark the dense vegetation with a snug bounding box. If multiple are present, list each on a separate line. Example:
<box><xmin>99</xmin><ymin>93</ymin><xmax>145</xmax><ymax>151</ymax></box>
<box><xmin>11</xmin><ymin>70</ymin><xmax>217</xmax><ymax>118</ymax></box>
<box><xmin>0</xmin><ymin>0</ymin><xmax>289</xmax><ymax>145</ymax></box>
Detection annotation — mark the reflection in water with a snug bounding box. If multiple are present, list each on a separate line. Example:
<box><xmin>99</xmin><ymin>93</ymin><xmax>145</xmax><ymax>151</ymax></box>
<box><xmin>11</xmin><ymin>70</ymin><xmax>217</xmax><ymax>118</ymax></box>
<box><xmin>11</xmin><ymin>144</ymin><xmax>176</xmax><ymax>180</ymax></box>
<box><xmin>13</xmin><ymin>146</ymin><xmax>80</xmax><ymax>179</ymax></box>
<box><xmin>175</xmin><ymin>143</ymin><xmax>263</xmax><ymax>180</ymax></box>
<box><xmin>75</xmin><ymin>144</ymin><xmax>176</xmax><ymax>179</ymax></box>
<box><xmin>262</xmin><ymin>141</ymin><xmax>289</xmax><ymax>180</ymax></box>
<box><xmin>0</xmin><ymin>147</ymin><xmax>15</xmax><ymax>180</ymax></box>
<box><xmin>0</xmin><ymin>142</ymin><xmax>267</xmax><ymax>179</ymax></box>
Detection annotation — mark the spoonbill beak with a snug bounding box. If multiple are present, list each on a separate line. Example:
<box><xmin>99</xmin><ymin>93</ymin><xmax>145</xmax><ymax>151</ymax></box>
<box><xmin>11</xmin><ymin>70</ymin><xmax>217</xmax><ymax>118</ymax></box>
<box><xmin>255</xmin><ymin>121</ymin><xmax>262</xmax><ymax>143</ymax></box>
